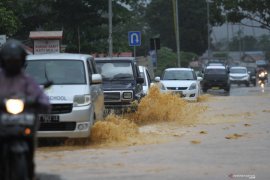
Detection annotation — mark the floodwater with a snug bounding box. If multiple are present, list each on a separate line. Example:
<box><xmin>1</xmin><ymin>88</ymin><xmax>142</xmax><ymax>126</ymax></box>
<box><xmin>39</xmin><ymin>86</ymin><xmax>207</xmax><ymax>150</ymax></box>
<box><xmin>36</xmin><ymin>85</ymin><xmax>270</xmax><ymax>179</ymax></box>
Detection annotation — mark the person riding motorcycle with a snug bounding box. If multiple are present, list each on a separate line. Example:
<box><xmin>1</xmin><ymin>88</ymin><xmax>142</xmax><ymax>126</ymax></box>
<box><xmin>257</xmin><ymin>67</ymin><xmax>268</xmax><ymax>82</ymax></box>
<box><xmin>0</xmin><ymin>39</ymin><xmax>51</xmax><ymax>180</ymax></box>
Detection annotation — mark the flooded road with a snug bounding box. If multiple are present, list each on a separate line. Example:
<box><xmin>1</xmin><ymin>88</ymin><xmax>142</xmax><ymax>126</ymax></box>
<box><xmin>37</xmin><ymin>85</ymin><xmax>270</xmax><ymax>180</ymax></box>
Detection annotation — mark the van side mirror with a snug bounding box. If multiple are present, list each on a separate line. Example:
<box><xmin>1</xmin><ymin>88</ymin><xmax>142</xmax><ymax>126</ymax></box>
<box><xmin>91</xmin><ymin>74</ymin><xmax>102</xmax><ymax>84</ymax></box>
<box><xmin>43</xmin><ymin>81</ymin><xmax>53</xmax><ymax>89</ymax></box>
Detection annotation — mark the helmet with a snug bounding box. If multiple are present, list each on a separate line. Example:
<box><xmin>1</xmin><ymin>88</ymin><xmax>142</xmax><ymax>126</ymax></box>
<box><xmin>0</xmin><ymin>39</ymin><xmax>27</xmax><ymax>76</ymax></box>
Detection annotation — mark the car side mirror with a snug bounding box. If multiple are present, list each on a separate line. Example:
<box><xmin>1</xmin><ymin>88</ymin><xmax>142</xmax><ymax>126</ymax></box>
<box><xmin>137</xmin><ymin>77</ymin><xmax>144</xmax><ymax>84</ymax></box>
<box><xmin>91</xmin><ymin>74</ymin><xmax>102</xmax><ymax>84</ymax></box>
<box><xmin>197</xmin><ymin>77</ymin><xmax>203</xmax><ymax>81</ymax></box>
<box><xmin>155</xmin><ymin>76</ymin><xmax>161</xmax><ymax>82</ymax></box>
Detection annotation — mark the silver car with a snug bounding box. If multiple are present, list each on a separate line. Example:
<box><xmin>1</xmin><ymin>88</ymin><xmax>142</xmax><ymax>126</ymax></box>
<box><xmin>26</xmin><ymin>53</ymin><xmax>104</xmax><ymax>138</ymax></box>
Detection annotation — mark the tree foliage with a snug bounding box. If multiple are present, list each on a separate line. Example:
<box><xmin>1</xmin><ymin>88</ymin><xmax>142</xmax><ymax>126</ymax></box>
<box><xmin>155</xmin><ymin>47</ymin><xmax>198</xmax><ymax>76</ymax></box>
<box><xmin>145</xmin><ymin>0</ymin><xmax>209</xmax><ymax>55</ymax></box>
<box><xmin>212</xmin><ymin>0</ymin><xmax>270</xmax><ymax>30</ymax></box>
<box><xmin>0</xmin><ymin>1</ymin><xmax>20</xmax><ymax>36</ymax></box>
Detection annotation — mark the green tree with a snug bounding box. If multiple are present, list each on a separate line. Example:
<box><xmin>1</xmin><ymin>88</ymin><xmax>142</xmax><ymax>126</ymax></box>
<box><xmin>0</xmin><ymin>1</ymin><xmax>20</xmax><ymax>36</ymax></box>
<box><xmin>145</xmin><ymin>0</ymin><xmax>209</xmax><ymax>55</ymax></box>
<box><xmin>212</xmin><ymin>0</ymin><xmax>270</xmax><ymax>30</ymax></box>
<box><xmin>155</xmin><ymin>47</ymin><xmax>198</xmax><ymax>76</ymax></box>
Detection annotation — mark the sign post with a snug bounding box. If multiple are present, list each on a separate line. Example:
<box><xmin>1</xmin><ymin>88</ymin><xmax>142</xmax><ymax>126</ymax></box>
<box><xmin>29</xmin><ymin>31</ymin><xmax>63</xmax><ymax>54</ymax></box>
<box><xmin>128</xmin><ymin>31</ymin><xmax>141</xmax><ymax>59</ymax></box>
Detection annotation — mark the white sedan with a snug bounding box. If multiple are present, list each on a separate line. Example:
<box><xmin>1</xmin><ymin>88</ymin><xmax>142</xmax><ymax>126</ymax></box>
<box><xmin>155</xmin><ymin>68</ymin><xmax>202</xmax><ymax>101</ymax></box>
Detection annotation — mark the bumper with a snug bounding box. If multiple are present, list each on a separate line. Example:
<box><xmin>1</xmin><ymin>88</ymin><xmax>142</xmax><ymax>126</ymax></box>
<box><xmin>37</xmin><ymin>105</ymin><xmax>94</xmax><ymax>138</ymax></box>
<box><xmin>230</xmin><ymin>79</ymin><xmax>249</xmax><ymax>84</ymax></box>
<box><xmin>203</xmin><ymin>81</ymin><xmax>229</xmax><ymax>89</ymax></box>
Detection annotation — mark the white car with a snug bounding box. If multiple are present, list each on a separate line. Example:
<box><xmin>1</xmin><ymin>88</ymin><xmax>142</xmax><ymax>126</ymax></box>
<box><xmin>139</xmin><ymin>66</ymin><xmax>166</xmax><ymax>95</ymax></box>
<box><xmin>155</xmin><ymin>68</ymin><xmax>202</xmax><ymax>101</ymax></box>
<box><xmin>229</xmin><ymin>66</ymin><xmax>250</xmax><ymax>86</ymax></box>
<box><xmin>139</xmin><ymin>66</ymin><xmax>152</xmax><ymax>95</ymax></box>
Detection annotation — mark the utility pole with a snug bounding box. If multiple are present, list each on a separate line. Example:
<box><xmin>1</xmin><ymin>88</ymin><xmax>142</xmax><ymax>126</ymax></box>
<box><xmin>206</xmin><ymin>0</ymin><xmax>211</xmax><ymax>61</ymax></box>
<box><xmin>108</xmin><ymin>0</ymin><xmax>113</xmax><ymax>57</ymax></box>
<box><xmin>173</xmin><ymin>0</ymin><xmax>181</xmax><ymax>67</ymax></box>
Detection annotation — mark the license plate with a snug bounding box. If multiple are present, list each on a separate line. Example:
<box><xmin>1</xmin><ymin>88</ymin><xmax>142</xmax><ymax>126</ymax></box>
<box><xmin>39</xmin><ymin>114</ymin><xmax>59</xmax><ymax>123</ymax></box>
<box><xmin>212</xmin><ymin>87</ymin><xmax>220</xmax><ymax>90</ymax></box>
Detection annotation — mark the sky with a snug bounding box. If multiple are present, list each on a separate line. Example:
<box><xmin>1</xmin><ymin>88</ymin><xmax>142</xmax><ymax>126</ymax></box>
<box><xmin>212</xmin><ymin>20</ymin><xmax>269</xmax><ymax>42</ymax></box>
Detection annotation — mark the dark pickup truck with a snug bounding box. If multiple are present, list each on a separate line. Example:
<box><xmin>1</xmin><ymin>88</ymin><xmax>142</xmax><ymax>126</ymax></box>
<box><xmin>202</xmin><ymin>65</ymin><xmax>230</xmax><ymax>93</ymax></box>
<box><xmin>95</xmin><ymin>57</ymin><xmax>144</xmax><ymax>111</ymax></box>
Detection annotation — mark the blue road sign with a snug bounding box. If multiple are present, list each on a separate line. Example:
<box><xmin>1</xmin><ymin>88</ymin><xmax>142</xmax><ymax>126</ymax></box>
<box><xmin>128</xmin><ymin>31</ymin><xmax>141</xmax><ymax>46</ymax></box>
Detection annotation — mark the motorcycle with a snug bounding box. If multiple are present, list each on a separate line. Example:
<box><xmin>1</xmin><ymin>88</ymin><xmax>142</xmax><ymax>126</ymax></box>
<box><xmin>0</xmin><ymin>82</ymin><xmax>52</xmax><ymax>180</ymax></box>
<box><xmin>258</xmin><ymin>70</ymin><xmax>268</xmax><ymax>88</ymax></box>
<box><xmin>0</xmin><ymin>96</ymin><xmax>37</xmax><ymax>180</ymax></box>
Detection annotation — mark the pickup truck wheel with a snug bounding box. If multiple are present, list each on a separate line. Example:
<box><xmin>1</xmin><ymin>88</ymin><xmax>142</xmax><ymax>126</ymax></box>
<box><xmin>202</xmin><ymin>88</ymin><xmax>208</xmax><ymax>93</ymax></box>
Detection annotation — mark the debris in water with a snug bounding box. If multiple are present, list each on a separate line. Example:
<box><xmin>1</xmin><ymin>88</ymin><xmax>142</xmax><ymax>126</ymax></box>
<box><xmin>199</xmin><ymin>131</ymin><xmax>208</xmax><ymax>134</ymax></box>
<box><xmin>244</xmin><ymin>124</ymin><xmax>251</xmax><ymax>127</ymax></box>
<box><xmin>225</xmin><ymin>133</ymin><xmax>243</xmax><ymax>140</ymax></box>
<box><xmin>191</xmin><ymin>140</ymin><xmax>201</xmax><ymax>144</ymax></box>
<box><xmin>262</xmin><ymin>109</ymin><xmax>270</xmax><ymax>113</ymax></box>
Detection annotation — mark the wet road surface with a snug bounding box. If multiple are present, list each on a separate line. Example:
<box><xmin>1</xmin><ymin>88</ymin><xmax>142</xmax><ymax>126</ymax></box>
<box><xmin>37</xmin><ymin>84</ymin><xmax>270</xmax><ymax>180</ymax></box>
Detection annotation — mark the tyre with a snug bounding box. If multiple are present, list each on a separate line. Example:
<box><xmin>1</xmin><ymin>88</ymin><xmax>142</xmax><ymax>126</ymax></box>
<box><xmin>225</xmin><ymin>87</ymin><xmax>230</xmax><ymax>92</ymax></box>
<box><xmin>246</xmin><ymin>82</ymin><xmax>250</xmax><ymax>87</ymax></box>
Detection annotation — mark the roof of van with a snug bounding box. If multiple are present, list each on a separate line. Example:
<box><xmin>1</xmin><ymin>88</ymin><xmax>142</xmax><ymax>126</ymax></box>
<box><xmin>95</xmin><ymin>57</ymin><xmax>135</xmax><ymax>61</ymax></box>
<box><xmin>26</xmin><ymin>53</ymin><xmax>92</xmax><ymax>61</ymax></box>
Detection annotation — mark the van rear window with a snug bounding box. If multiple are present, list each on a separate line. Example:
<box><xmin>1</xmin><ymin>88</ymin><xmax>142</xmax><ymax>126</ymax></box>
<box><xmin>25</xmin><ymin>60</ymin><xmax>86</xmax><ymax>85</ymax></box>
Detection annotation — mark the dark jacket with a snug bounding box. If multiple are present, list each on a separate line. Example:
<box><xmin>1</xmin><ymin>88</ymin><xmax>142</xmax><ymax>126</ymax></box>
<box><xmin>0</xmin><ymin>69</ymin><xmax>50</xmax><ymax>113</ymax></box>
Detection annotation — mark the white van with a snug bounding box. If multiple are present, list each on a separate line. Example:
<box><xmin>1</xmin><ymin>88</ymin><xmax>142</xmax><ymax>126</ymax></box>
<box><xmin>26</xmin><ymin>53</ymin><xmax>104</xmax><ymax>139</ymax></box>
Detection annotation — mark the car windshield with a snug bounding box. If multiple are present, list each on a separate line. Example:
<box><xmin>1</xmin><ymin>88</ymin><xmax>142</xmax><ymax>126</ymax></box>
<box><xmin>25</xmin><ymin>60</ymin><xmax>86</xmax><ymax>85</ymax></box>
<box><xmin>230</xmin><ymin>68</ymin><xmax>247</xmax><ymax>74</ymax></box>
<box><xmin>205</xmin><ymin>68</ymin><xmax>226</xmax><ymax>75</ymax></box>
<box><xmin>162</xmin><ymin>70</ymin><xmax>195</xmax><ymax>80</ymax></box>
<box><xmin>96</xmin><ymin>62</ymin><xmax>134</xmax><ymax>80</ymax></box>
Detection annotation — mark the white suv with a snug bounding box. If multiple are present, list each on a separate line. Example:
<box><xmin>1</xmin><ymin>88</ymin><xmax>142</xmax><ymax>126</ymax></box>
<box><xmin>229</xmin><ymin>66</ymin><xmax>250</xmax><ymax>86</ymax></box>
<box><xmin>26</xmin><ymin>53</ymin><xmax>104</xmax><ymax>139</ymax></box>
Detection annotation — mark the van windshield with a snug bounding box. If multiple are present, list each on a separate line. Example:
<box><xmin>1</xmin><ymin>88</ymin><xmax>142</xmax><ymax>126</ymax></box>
<box><xmin>96</xmin><ymin>62</ymin><xmax>134</xmax><ymax>80</ymax></box>
<box><xmin>25</xmin><ymin>60</ymin><xmax>86</xmax><ymax>85</ymax></box>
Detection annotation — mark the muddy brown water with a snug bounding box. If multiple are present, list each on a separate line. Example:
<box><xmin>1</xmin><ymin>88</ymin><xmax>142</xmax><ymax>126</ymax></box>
<box><xmin>38</xmin><ymin>86</ymin><xmax>207</xmax><ymax>151</ymax></box>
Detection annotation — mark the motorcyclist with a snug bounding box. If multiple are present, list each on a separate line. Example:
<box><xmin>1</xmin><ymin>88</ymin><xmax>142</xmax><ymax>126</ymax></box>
<box><xmin>257</xmin><ymin>67</ymin><xmax>268</xmax><ymax>82</ymax></box>
<box><xmin>0</xmin><ymin>39</ymin><xmax>51</xmax><ymax>180</ymax></box>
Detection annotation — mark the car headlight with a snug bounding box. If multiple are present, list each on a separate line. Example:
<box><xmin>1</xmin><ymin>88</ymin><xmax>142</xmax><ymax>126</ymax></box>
<box><xmin>5</xmin><ymin>99</ymin><xmax>25</xmax><ymax>115</ymax></box>
<box><xmin>73</xmin><ymin>95</ymin><xmax>91</xmax><ymax>107</ymax></box>
<box><xmin>123</xmin><ymin>92</ymin><xmax>133</xmax><ymax>99</ymax></box>
<box><xmin>188</xmin><ymin>83</ymin><xmax>197</xmax><ymax>90</ymax></box>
